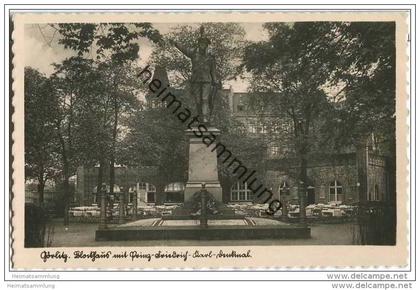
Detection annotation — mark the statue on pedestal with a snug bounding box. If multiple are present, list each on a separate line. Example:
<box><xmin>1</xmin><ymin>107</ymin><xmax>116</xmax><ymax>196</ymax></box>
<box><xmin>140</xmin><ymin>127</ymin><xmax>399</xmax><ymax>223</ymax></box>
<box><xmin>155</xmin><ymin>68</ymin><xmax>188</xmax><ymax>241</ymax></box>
<box><xmin>171</xmin><ymin>25</ymin><xmax>221</xmax><ymax>124</ymax></box>
<box><xmin>166</xmin><ymin>26</ymin><xmax>224</xmax><ymax>202</ymax></box>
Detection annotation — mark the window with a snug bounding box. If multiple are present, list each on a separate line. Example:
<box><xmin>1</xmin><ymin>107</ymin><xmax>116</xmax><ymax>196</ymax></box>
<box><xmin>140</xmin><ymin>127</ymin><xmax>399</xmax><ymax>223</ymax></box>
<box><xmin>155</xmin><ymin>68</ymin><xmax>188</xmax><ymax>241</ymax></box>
<box><xmin>260</xmin><ymin>124</ymin><xmax>268</xmax><ymax>134</ymax></box>
<box><xmin>248</xmin><ymin>121</ymin><xmax>267</xmax><ymax>134</ymax></box>
<box><xmin>164</xmin><ymin>182</ymin><xmax>184</xmax><ymax>203</ymax></box>
<box><xmin>248</xmin><ymin>121</ymin><xmax>260</xmax><ymax>134</ymax></box>
<box><xmin>147</xmin><ymin>184</ymin><xmax>156</xmax><ymax>192</ymax></box>
<box><xmin>165</xmin><ymin>183</ymin><xmax>184</xmax><ymax>192</ymax></box>
<box><xmin>307</xmin><ymin>184</ymin><xmax>315</xmax><ymax>205</ymax></box>
<box><xmin>237</xmin><ymin>98</ymin><xmax>246</xmax><ymax>112</ymax></box>
<box><xmin>140</xmin><ymin>183</ymin><xmax>155</xmax><ymax>203</ymax></box>
<box><xmin>231</xmin><ymin>182</ymin><xmax>254</xmax><ymax>201</ymax></box>
<box><xmin>329</xmin><ymin>180</ymin><xmax>343</xmax><ymax>201</ymax></box>
<box><xmin>138</xmin><ymin>183</ymin><xmax>156</xmax><ymax>193</ymax></box>
<box><xmin>269</xmin><ymin>145</ymin><xmax>281</xmax><ymax>157</ymax></box>
<box><xmin>279</xmin><ymin>181</ymin><xmax>290</xmax><ymax>197</ymax></box>
<box><xmin>248</xmin><ymin>189</ymin><xmax>254</xmax><ymax>201</ymax></box>
<box><xmin>272</xmin><ymin>124</ymin><xmax>281</xmax><ymax>134</ymax></box>
<box><xmin>231</xmin><ymin>189</ymin><xmax>239</xmax><ymax>201</ymax></box>
<box><xmin>255</xmin><ymin>123</ymin><xmax>267</xmax><ymax>134</ymax></box>
<box><xmin>166</xmin><ymin>192</ymin><xmax>184</xmax><ymax>203</ymax></box>
<box><xmin>248</xmin><ymin>123</ymin><xmax>256</xmax><ymax>134</ymax></box>
<box><xmin>127</xmin><ymin>187</ymin><xmax>136</xmax><ymax>203</ymax></box>
<box><xmin>147</xmin><ymin>192</ymin><xmax>155</xmax><ymax>203</ymax></box>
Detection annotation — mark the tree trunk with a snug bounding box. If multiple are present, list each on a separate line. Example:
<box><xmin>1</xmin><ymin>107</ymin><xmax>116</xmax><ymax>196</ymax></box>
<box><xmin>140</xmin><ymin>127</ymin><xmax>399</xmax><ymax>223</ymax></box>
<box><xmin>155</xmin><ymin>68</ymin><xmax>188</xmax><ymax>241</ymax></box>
<box><xmin>298</xmin><ymin>155</ymin><xmax>308</xmax><ymax>223</ymax></box>
<box><xmin>281</xmin><ymin>194</ymin><xmax>288</xmax><ymax>220</ymax></box>
<box><xmin>118</xmin><ymin>189</ymin><xmax>126</xmax><ymax>224</ymax></box>
<box><xmin>356</xmin><ymin>139</ymin><xmax>369</xmax><ymax>205</ymax></box>
<box><xmin>97</xmin><ymin>158</ymin><xmax>104</xmax><ymax>194</ymax></box>
<box><xmin>37</xmin><ymin>173</ymin><xmax>45</xmax><ymax>206</ymax></box>
<box><xmin>109</xmin><ymin>159</ymin><xmax>115</xmax><ymax>199</ymax></box>
<box><xmin>220</xmin><ymin>177</ymin><xmax>233</xmax><ymax>204</ymax></box>
<box><xmin>62</xmin><ymin>159</ymin><xmax>70</xmax><ymax>226</ymax></box>
<box><xmin>57</xmin><ymin>129</ymin><xmax>71</xmax><ymax>227</ymax></box>
<box><xmin>109</xmin><ymin>96</ymin><xmax>119</xmax><ymax>207</ymax></box>
<box><xmin>97</xmin><ymin>157</ymin><xmax>105</xmax><ymax>215</ymax></box>
<box><xmin>99</xmin><ymin>184</ymin><xmax>107</xmax><ymax>229</ymax></box>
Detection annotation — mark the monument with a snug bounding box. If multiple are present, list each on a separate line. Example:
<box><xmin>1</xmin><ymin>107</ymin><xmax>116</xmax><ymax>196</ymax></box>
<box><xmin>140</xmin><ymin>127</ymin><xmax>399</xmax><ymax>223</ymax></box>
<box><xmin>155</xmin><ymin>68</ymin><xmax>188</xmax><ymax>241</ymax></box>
<box><xmin>171</xmin><ymin>26</ymin><xmax>223</xmax><ymax>202</ymax></box>
<box><xmin>95</xmin><ymin>26</ymin><xmax>311</xmax><ymax>242</ymax></box>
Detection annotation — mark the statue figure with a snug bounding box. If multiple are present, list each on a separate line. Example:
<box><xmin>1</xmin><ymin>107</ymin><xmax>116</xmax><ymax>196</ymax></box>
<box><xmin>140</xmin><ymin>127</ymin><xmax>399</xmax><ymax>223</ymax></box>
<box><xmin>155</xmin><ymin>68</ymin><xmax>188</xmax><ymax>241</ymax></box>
<box><xmin>171</xmin><ymin>25</ymin><xmax>220</xmax><ymax>124</ymax></box>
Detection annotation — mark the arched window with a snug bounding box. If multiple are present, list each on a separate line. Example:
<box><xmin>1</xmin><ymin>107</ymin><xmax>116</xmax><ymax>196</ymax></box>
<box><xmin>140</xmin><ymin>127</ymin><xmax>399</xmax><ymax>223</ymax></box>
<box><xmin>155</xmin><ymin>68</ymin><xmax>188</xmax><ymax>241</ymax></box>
<box><xmin>138</xmin><ymin>182</ymin><xmax>147</xmax><ymax>190</ymax></box>
<box><xmin>137</xmin><ymin>182</ymin><xmax>156</xmax><ymax>193</ymax></box>
<box><xmin>128</xmin><ymin>186</ymin><xmax>136</xmax><ymax>203</ymax></box>
<box><xmin>165</xmin><ymin>182</ymin><xmax>184</xmax><ymax>192</ymax></box>
<box><xmin>165</xmin><ymin>182</ymin><xmax>185</xmax><ymax>203</ymax></box>
<box><xmin>231</xmin><ymin>182</ymin><xmax>253</xmax><ymax>201</ymax></box>
<box><xmin>329</xmin><ymin>180</ymin><xmax>343</xmax><ymax>202</ymax></box>
<box><xmin>137</xmin><ymin>182</ymin><xmax>156</xmax><ymax>203</ymax></box>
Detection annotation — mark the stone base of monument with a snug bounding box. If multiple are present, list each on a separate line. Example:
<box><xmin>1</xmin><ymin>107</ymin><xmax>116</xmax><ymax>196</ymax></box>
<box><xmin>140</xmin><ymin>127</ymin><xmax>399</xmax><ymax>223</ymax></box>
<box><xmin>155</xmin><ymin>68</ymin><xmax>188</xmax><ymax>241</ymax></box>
<box><xmin>95</xmin><ymin>126</ymin><xmax>312</xmax><ymax>242</ymax></box>
<box><xmin>184</xmin><ymin>182</ymin><xmax>222</xmax><ymax>203</ymax></box>
<box><xmin>95</xmin><ymin>218</ymin><xmax>311</xmax><ymax>241</ymax></box>
<box><xmin>161</xmin><ymin>214</ymin><xmax>241</xmax><ymax>220</ymax></box>
<box><xmin>172</xmin><ymin>188</ymin><xmax>235</xmax><ymax>217</ymax></box>
<box><xmin>184</xmin><ymin>127</ymin><xmax>223</xmax><ymax>202</ymax></box>
<box><xmin>95</xmin><ymin>190</ymin><xmax>311</xmax><ymax>241</ymax></box>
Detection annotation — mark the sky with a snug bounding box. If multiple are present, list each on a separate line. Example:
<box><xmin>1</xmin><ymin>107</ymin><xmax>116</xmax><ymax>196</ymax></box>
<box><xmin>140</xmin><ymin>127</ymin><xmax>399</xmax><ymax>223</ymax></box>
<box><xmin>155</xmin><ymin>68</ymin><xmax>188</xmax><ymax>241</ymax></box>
<box><xmin>24</xmin><ymin>23</ymin><xmax>269</xmax><ymax>92</ymax></box>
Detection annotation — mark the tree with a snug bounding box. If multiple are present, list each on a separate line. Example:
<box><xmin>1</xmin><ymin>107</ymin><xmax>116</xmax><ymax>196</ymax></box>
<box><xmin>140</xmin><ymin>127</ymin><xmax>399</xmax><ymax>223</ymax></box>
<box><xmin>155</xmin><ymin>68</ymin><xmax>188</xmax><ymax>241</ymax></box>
<box><xmin>331</xmin><ymin>22</ymin><xmax>396</xmax><ymax>154</ymax></box>
<box><xmin>328</xmin><ymin>22</ymin><xmax>396</xmax><ymax>244</ymax></box>
<box><xmin>50</xmin><ymin>57</ymin><xmax>99</xmax><ymax>225</ymax></box>
<box><xmin>243</xmin><ymin>23</ymin><xmax>348</xmax><ymax>221</ymax></box>
<box><xmin>24</xmin><ymin>67</ymin><xmax>60</xmax><ymax>205</ymax></box>
<box><xmin>244</xmin><ymin>22</ymin><xmax>396</xmax><ymax>222</ymax></box>
<box><xmin>94</xmin><ymin>61</ymin><xmax>142</xmax><ymax>203</ymax></box>
<box><xmin>120</xmin><ymin>101</ymin><xmax>187</xmax><ymax>204</ymax></box>
<box><xmin>55</xmin><ymin>23</ymin><xmax>162</xmax><ymax>62</ymax></box>
<box><xmin>150</xmin><ymin>23</ymin><xmax>246</xmax><ymax>88</ymax></box>
<box><xmin>53</xmin><ymin>23</ymin><xmax>162</xmax><ymax>217</ymax></box>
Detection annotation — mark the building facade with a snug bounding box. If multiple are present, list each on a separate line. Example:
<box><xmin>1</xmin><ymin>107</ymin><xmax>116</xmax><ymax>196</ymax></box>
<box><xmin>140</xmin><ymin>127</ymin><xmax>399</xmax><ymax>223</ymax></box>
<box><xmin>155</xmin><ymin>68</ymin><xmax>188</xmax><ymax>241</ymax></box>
<box><xmin>74</xmin><ymin>86</ymin><xmax>391</xmax><ymax>207</ymax></box>
<box><xmin>226</xmin><ymin>90</ymin><xmax>391</xmax><ymax>205</ymax></box>
<box><xmin>75</xmin><ymin>165</ymin><xmax>185</xmax><ymax>206</ymax></box>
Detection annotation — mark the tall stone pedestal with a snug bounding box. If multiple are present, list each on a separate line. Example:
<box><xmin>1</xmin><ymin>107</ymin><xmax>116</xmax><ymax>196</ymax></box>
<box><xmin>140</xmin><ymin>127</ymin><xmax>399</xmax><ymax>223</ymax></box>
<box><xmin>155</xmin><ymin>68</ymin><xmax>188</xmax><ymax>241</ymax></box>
<box><xmin>184</xmin><ymin>127</ymin><xmax>222</xmax><ymax>202</ymax></box>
